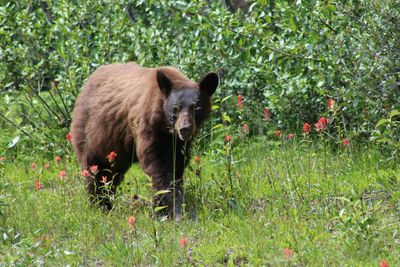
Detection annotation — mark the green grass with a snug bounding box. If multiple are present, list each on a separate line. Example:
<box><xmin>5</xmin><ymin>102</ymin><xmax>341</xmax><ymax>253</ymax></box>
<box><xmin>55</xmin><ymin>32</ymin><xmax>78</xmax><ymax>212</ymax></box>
<box><xmin>1</xmin><ymin>138</ymin><xmax>399</xmax><ymax>266</ymax></box>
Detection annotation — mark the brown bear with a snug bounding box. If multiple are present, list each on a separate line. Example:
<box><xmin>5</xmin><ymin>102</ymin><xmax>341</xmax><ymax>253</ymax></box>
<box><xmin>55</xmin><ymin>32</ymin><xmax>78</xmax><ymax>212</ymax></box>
<box><xmin>70</xmin><ymin>62</ymin><xmax>218</xmax><ymax>218</ymax></box>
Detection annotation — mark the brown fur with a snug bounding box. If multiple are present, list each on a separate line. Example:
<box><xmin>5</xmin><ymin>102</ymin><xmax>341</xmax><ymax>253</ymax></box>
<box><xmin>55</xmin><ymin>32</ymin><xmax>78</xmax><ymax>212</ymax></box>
<box><xmin>70</xmin><ymin>62</ymin><xmax>217</xmax><ymax>217</ymax></box>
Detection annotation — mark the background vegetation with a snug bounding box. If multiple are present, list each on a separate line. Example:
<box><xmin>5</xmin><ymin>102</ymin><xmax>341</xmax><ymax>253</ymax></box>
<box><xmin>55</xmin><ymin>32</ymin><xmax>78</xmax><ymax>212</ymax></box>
<box><xmin>0</xmin><ymin>0</ymin><xmax>399</xmax><ymax>265</ymax></box>
<box><xmin>0</xmin><ymin>0</ymin><xmax>399</xmax><ymax>159</ymax></box>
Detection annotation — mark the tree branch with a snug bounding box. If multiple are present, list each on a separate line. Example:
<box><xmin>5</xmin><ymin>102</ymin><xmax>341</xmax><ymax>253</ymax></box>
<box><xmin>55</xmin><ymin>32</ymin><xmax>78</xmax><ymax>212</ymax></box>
<box><xmin>126</xmin><ymin>4</ymin><xmax>137</xmax><ymax>23</ymax></box>
<box><xmin>318</xmin><ymin>16</ymin><xmax>337</xmax><ymax>34</ymax></box>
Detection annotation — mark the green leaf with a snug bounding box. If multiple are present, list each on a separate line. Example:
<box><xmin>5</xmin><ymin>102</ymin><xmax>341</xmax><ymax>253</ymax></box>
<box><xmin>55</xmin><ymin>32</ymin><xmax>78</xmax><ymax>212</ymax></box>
<box><xmin>327</xmin><ymin>4</ymin><xmax>337</xmax><ymax>12</ymax></box>
<box><xmin>211</xmin><ymin>105</ymin><xmax>219</xmax><ymax>111</ymax></box>
<box><xmin>154</xmin><ymin>190</ymin><xmax>171</xmax><ymax>196</ymax></box>
<box><xmin>8</xmin><ymin>135</ymin><xmax>20</xmax><ymax>148</ymax></box>
<box><xmin>389</xmin><ymin>110</ymin><xmax>400</xmax><ymax>119</ymax></box>
<box><xmin>221</xmin><ymin>95</ymin><xmax>232</xmax><ymax>103</ymax></box>
<box><xmin>333</xmin><ymin>197</ymin><xmax>351</xmax><ymax>203</ymax></box>
<box><xmin>268</xmin><ymin>52</ymin><xmax>274</xmax><ymax>61</ymax></box>
<box><xmin>375</xmin><ymin>119</ymin><xmax>388</xmax><ymax>128</ymax></box>
<box><xmin>212</xmin><ymin>124</ymin><xmax>223</xmax><ymax>130</ymax></box>
<box><xmin>377</xmin><ymin>138</ymin><xmax>389</xmax><ymax>143</ymax></box>
<box><xmin>154</xmin><ymin>205</ymin><xmax>168</xmax><ymax>212</ymax></box>
<box><xmin>222</xmin><ymin>113</ymin><xmax>231</xmax><ymax>123</ymax></box>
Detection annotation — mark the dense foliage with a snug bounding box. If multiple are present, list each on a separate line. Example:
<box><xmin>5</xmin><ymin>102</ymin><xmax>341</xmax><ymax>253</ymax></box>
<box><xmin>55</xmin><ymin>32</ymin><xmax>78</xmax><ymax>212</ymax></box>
<box><xmin>1</xmin><ymin>2</ymin><xmax>399</xmax><ymax>265</ymax></box>
<box><xmin>0</xmin><ymin>0</ymin><xmax>399</xmax><ymax>158</ymax></box>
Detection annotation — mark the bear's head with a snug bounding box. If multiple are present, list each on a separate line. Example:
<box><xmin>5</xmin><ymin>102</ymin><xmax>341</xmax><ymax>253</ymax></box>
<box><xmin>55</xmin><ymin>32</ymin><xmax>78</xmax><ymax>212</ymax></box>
<box><xmin>157</xmin><ymin>70</ymin><xmax>218</xmax><ymax>142</ymax></box>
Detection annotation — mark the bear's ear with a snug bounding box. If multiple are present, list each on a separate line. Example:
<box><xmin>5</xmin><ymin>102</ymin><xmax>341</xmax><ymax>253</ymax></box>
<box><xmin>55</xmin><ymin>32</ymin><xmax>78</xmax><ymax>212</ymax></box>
<box><xmin>199</xmin><ymin>72</ymin><xmax>219</xmax><ymax>96</ymax></box>
<box><xmin>156</xmin><ymin>70</ymin><xmax>172</xmax><ymax>97</ymax></box>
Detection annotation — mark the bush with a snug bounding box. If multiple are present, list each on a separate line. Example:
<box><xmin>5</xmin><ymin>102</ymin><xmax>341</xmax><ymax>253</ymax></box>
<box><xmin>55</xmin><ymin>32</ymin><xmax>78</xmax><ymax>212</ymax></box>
<box><xmin>0</xmin><ymin>0</ymin><xmax>398</xmax><ymax>157</ymax></box>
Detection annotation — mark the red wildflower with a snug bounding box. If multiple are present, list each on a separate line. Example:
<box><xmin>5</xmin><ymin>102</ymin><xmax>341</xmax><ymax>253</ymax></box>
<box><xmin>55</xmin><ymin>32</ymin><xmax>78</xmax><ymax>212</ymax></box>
<box><xmin>44</xmin><ymin>163</ymin><xmax>50</xmax><ymax>169</ymax></box>
<box><xmin>31</xmin><ymin>162</ymin><xmax>37</xmax><ymax>170</ymax></box>
<box><xmin>242</xmin><ymin>123</ymin><xmax>250</xmax><ymax>134</ymax></box>
<box><xmin>34</xmin><ymin>180</ymin><xmax>42</xmax><ymax>190</ymax></box>
<box><xmin>100</xmin><ymin>176</ymin><xmax>108</xmax><ymax>184</ymax></box>
<box><xmin>194</xmin><ymin>156</ymin><xmax>201</xmax><ymax>164</ymax></box>
<box><xmin>127</xmin><ymin>216</ymin><xmax>136</xmax><ymax>228</ymax></box>
<box><xmin>318</xmin><ymin>117</ymin><xmax>328</xmax><ymax>125</ymax></box>
<box><xmin>379</xmin><ymin>259</ymin><xmax>389</xmax><ymax>267</ymax></box>
<box><xmin>237</xmin><ymin>95</ymin><xmax>243</xmax><ymax>109</ymax></box>
<box><xmin>107</xmin><ymin>151</ymin><xmax>117</xmax><ymax>162</ymax></box>
<box><xmin>342</xmin><ymin>138</ymin><xmax>350</xmax><ymax>146</ymax></box>
<box><xmin>288</xmin><ymin>133</ymin><xmax>294</xmax><ymax>139</ymax></box>
<box><xmin>263</xmin><ymin>108</ymin><xmax>271</xmax><ymax>121</ymax></box>
<box><xmin>89</xmin><ymin>165</ymin><xmax>98</xmax><ymax>173</ymax></box>
<box><xmin>275</xmin><ymin>130</ymin><xmax>282</xmax><ymax>137</ymax></box>
<box><xmin>283</xmin><ymin>248</ymin><xmax>293</xmax><ymax>260</ymax></box>
<box><xmin>0</xmin><ymin>156</ymin><xmax>6</xmax><ymax>162</ymax></box>
<box><xmin>59</xmin><ymin>170</ymin><xmax>66</xmax><ymax>179</ymax></box>
<box><xmin>54</xmin><ymin>156</ymin><xmax>61</xmax><ymax>163</ymax></box>
<box><xmin>302</xmin><ymin>122</ymin><xmax>311</xmax><ymax>133</ymax></box>
<box><xmin>225</xmin><ymin>135</ymin><xmax>233</xmax><ymax>142</ymax></box>
<box><xmin>314</xmin><ymin>122</ymin><xmax>323</xmax><ymax>132</ymax></box>
<box><xmin>315</xmin><ymin>117</ymin><xmax>329</xmax><ymax>132</ymax></box>
<box><xmin>327</xmin><ymin>98</ymin><xmax>335</xmax><ymax>112</ymax></box>
<box><xmin>81</xmin><ymin>169</ymin><xmax>90</xmax><ymax>177</ymax></box>
<box><xmin>66</xmin><ymin>132</ymin><xmax>72</xmax><ymax>142</ymax></box>
<box><xmin>179</xmin><ymin>237</ymin><xmax>188</xmax><ymax>248</ymax></box>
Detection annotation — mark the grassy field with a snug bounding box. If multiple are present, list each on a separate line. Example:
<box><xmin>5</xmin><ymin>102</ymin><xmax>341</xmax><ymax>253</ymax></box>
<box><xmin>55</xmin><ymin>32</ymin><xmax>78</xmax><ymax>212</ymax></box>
<box><xmin>1</xmin><ymin>138</ymin><xmax>399</xmax><ymax>266</ymax></box>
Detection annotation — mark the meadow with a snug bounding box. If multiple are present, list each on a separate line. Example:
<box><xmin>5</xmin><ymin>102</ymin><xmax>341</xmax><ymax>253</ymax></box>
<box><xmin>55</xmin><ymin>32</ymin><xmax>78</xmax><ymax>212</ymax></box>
<box><xmin>0</xmin><ymin>1</ymin><xmax>399</xmax><ymax>266</ymax></box>
<box><xmin>1</xmin><ymin>134</ymin><xmax>398</xmax><ymax>266</ymax></box>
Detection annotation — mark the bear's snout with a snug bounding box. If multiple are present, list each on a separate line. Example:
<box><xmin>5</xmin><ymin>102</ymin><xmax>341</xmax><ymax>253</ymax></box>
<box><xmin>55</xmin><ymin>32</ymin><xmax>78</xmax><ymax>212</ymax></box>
<box><xmin>176</xmin><ymin>112</ymin><xmax>195</xmax><ymax>142</ymax></box>
<box><xmin>179</xmin><ymin>125</ymin><xmax>193</xmax><ymax>141</ymax></box>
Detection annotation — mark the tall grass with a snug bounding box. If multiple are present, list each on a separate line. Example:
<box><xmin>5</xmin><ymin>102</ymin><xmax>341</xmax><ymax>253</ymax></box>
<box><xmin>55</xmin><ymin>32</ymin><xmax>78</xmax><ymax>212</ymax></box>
<box><xmin>0</xmin><ymin>138</ymin><xmax>399</xmax><ymax>266</ymax></box>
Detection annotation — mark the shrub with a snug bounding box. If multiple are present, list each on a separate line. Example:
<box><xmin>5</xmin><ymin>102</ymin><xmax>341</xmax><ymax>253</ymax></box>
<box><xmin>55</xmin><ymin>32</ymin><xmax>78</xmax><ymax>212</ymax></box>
<box><xmin>0</xmin><ymin>0</ymin><xmax>398</xmax><ymax>156</ymax></box>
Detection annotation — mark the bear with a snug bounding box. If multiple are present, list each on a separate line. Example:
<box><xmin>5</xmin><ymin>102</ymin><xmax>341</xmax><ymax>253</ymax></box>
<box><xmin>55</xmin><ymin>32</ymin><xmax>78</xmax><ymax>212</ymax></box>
<box><xmin>70</xmin><ymin>62</ymin><xmax>218</xmax><ymax>218</ymax></box>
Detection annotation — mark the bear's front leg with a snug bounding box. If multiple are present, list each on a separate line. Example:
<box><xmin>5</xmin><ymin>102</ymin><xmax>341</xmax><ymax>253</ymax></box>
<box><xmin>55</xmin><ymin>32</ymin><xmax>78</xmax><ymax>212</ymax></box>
<box><xmin>137</xmin><ymin>136</ymin><xmax>187</xmax><ymax>220</ymax></box>
<box><xmin>151</xmin><ymin>173</ymin><xmax>183</xmax><ymax>220</ymax></box>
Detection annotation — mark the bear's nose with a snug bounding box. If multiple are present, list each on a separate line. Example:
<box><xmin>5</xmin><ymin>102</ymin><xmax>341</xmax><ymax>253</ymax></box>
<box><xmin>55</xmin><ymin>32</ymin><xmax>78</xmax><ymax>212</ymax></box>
<box><xmin>178</xmin><ymin>125</ymin><xmax>193</xmax><ymax>141</ymax></box>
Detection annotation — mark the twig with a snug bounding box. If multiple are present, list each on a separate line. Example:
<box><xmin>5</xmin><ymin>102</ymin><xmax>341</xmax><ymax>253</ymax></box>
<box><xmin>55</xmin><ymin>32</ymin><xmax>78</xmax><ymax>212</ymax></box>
<box><xmin>20</xmin><ymin>113</ymin><xmax>56</xmax><ymax>142</ymax></box>
<box><xmin>318</xmin><ymin>16</ymin><xmax>338</xmax><ymax>34</ymax></box>
<box><xmin>22</xmin><ymin>80</ymin><xmax>63</xmax><ymax>123</ymax></box>
<box><xmin>53</xmin><ymin>82</ymin><xmax>72</xmax><ymax>122</ymax></box>
<box><xmin>107</xmin><ymin>8</ymin><xmax>112</xmax><ymax>63</ymax></box>
<box><xmin>48</xmin><ymin>88</ymin><xmax>70</xmax><ymax>126</ymax></box>
<box><xmin>40</xmin><ymin>1</ymin><xmax>53</xmax><ymax>23</ymax></box>
<box><xmin>21</xmin><ymin>93</ymin><xmax>60</xmax><ymax>138</ymax></box>
<box><xmin>33</xmin><ymin>90</ymin><xmax>62</xmax><ymax>122</ymax></box>
<box><xmin>126</xmin><ymin>4</ymin><xmax>137</xmax><ymax>23</ymax></box>
<box><xmin>0</xmin><ymin>113</ymin><xmax>33</xmax><ymax>139</ymax></box>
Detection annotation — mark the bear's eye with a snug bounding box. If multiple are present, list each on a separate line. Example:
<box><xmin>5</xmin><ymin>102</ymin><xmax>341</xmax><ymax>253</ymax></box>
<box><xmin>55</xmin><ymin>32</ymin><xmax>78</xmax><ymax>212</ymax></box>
<box><xmin>173</xmin><ymin>106</ymin><xmax>179</xmax><ymax>114</ymax></box>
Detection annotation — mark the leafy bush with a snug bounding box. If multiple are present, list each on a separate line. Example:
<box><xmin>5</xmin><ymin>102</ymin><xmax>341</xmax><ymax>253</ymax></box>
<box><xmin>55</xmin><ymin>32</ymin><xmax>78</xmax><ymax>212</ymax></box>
<box><xmin>0</xmin><ymin>0</ymin><xmax>398</xmax><ymax>157</ymax></box>
<box><xmin>371</xmin><ymin>110</ymin><xmax>400</xmax><ymax>159</ymax></box>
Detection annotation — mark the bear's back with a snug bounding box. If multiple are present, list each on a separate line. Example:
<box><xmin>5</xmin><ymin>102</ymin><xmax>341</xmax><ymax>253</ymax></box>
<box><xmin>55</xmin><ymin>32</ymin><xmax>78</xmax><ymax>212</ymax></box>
<box><xmin>84</xmin><ymin>62</ymin><xmax>143</xmax><ymax>94</ymax></box>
